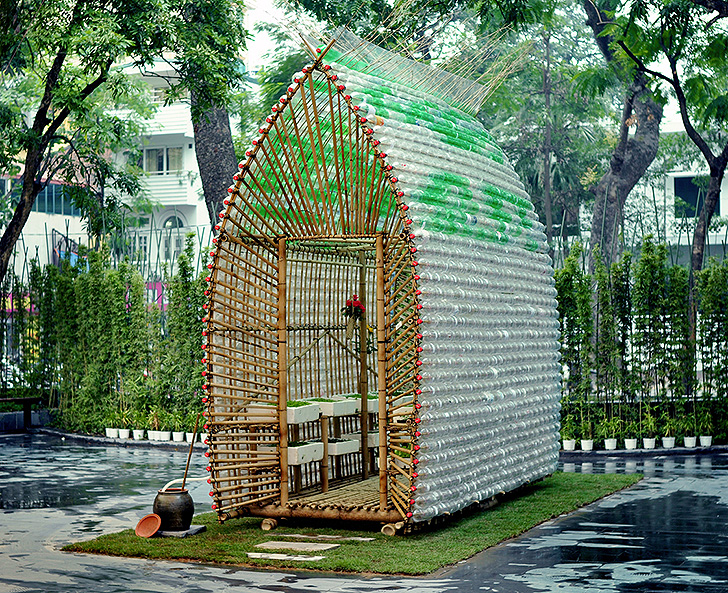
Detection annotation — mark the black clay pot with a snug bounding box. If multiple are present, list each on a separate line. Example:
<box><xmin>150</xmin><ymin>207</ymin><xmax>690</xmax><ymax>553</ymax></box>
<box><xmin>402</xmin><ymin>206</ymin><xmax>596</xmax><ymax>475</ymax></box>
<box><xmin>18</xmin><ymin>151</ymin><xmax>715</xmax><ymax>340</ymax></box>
<box><xmin>153</xmin><ymin>488</ymin><xmax>194</xmax><ymax>532</ymax></box>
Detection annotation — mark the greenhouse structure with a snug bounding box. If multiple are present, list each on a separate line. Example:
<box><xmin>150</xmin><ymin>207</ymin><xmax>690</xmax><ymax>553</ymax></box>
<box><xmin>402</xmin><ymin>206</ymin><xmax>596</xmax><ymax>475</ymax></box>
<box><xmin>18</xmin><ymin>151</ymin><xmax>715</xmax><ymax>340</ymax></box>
<box><xmin>203</xmin><ymin>31</ymin><xmax>562</xmax><ymax>532</ymax></box>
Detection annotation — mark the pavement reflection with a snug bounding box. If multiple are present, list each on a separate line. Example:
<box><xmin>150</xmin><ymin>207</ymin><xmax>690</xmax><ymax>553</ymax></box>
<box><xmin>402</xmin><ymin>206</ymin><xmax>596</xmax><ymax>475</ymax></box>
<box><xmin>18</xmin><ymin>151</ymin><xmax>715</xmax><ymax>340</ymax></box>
<box><xmin>2</xmin><ymin>433</ymin><xmax>728</xmax><ymax>592</ymax></box>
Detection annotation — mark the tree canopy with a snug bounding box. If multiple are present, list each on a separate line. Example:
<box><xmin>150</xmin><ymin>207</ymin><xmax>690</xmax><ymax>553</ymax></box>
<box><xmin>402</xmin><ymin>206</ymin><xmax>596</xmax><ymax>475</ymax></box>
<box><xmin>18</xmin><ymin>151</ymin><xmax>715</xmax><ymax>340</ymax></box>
<box><xmin>0</xmin><ymin>0</ymin><xmax>246</xmax><ymax>282</ymax></box>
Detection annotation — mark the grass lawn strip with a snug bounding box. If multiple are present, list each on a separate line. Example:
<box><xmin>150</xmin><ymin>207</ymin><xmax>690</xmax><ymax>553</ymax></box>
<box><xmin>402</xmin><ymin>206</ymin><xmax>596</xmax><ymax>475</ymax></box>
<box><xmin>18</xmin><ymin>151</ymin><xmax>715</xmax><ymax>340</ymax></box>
<box><xmin>63</xmin><ymin>472</ymin><xmax>641</xmax><ymax>575</ymax></box>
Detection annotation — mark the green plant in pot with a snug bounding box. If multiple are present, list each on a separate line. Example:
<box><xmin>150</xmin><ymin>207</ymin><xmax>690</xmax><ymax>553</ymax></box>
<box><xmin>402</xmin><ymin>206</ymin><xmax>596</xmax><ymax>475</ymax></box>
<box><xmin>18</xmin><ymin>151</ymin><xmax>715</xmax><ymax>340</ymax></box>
<box><xmin>560</xmin><ymin>414</ymin><xmax>577</xmax><ymax>439</ymax></box>
<box><xmin>560</xmin><ymin>414</ymin><xmax>577</xmax><ymax>450</ymax></box>
<box><xmin>624</xmin><ymin>420</ymin><xmax>640</xmax><ymax>449</ymax></box>
<box><xmin>642</xmin><ymin>409</ymin><xmax>658</xmax><ymax>449</ymax></box>
<box><xmin>677</xmin><ymin>411</ymin><xmax>697</xmax><ymax>447</ymax></box>
<box><xmin>697</xmin><ymin>404</ymin><xmax>713</xmax><ymax>446</ymax></box>
<box><xmin>596</xmin><ymin>416</ymin><xmax>622</xmax><ymax>450</ymax></box>
<box><xmin>659</xmin><ymin>411</ymin><xmax>678</xmax><ymax>448</ymax></box>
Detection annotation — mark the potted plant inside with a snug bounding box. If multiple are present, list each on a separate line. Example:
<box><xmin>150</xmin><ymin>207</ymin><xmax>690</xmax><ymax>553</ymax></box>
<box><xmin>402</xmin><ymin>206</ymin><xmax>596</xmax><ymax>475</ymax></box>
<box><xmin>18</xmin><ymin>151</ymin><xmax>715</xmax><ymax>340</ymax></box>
<box><xmin>580</xmin><ymin>418</ymin><xmax>594</xmax><ymax>451</ymax></box>
<box><xmin>103</xmin><ymin>408</ymin><xmax>120</xmax><ymax>439</ymax></box>
<box><xmin>170</xmin><ymin>409</ymin><xmax>186</xmax><ymax>442</ymax></box>
<box><xmin>117</xmin><ymin>406</ymin><xmax>132</xmax><ymax>439</ymax></box>
<box><xmin>131</xmin><ymin>407</ymin><xmax>147</xmax><ymax>440</ymax></box>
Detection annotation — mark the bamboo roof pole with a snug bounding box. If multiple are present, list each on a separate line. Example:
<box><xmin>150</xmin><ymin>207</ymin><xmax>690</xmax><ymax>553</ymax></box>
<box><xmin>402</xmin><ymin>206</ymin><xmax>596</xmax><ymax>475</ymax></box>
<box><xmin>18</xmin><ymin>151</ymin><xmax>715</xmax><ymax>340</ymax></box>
<box><xmin>358</xmin><ymin>249</ymin><xmax>369</xmax><ymax>479</ymax></box>
<box><xmin>375</xmin><ymin>233</ymin><xmax>389</xmax><ymax>510</ymax></box>
<box><xmin>277</xmin><ymin>237</ymin><xmax>289</xmax><ymax>506</ymax></box>
<box><xmin>283</xmin><ymin>86</ymin><xmax>330</xmax><ymax>233</ymax></box>
<box><xmin>328</xmin><ymin>84</ymin><xmax>349</xmax><ymax>231</ymax></box>
<box><xmin>273</xmin><ymin>103</ymin><xmax>326</xmax><ymax>233</ymax></box>
<box><xmin>265</xmin><ymin>118</ymin><xmax>317</xmax><ymax>236</ymax></box>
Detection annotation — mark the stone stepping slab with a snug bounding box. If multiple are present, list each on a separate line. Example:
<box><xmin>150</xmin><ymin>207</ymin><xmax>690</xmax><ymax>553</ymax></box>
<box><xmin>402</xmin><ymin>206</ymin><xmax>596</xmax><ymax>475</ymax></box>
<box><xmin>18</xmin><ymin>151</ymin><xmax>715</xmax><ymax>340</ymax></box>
<box><xmin>275</xmin><ymin>533</ymin><xmax>375</xmax><ymax>542</ymax></box>
<box><xmin>255</xmin><ymin>540</ymin><xmax>340</xmax><ymax>552</ymax></box>
<box><xmin>247</xmin><ymin>552</ymin><xmax>325</xmax><ymax>562</ymax></box>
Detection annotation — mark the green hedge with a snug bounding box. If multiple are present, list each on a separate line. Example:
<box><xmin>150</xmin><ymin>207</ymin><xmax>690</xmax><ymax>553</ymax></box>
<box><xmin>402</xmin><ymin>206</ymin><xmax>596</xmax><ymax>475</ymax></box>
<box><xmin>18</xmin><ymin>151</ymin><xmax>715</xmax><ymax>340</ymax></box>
<box><xmin>557</xmin><ymin>236</ymin><xmax>728</xmax><ymax>443</ymax></box>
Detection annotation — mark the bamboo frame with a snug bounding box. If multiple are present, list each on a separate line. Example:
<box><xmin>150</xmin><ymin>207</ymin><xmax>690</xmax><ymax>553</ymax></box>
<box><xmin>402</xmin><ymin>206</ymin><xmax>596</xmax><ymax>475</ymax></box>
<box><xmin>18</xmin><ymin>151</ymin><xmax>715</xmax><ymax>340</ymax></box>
<box><xmin>205</xmin><ymin>58</ymin><xmax>419</xmax><ymax>525</ymax></box>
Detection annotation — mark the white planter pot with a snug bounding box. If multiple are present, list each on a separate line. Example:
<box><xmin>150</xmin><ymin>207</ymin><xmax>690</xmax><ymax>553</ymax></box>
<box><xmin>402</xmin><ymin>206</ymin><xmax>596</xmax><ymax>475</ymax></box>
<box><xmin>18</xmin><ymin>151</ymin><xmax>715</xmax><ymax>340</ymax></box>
<box><xmin>288</xmin><ymin>442</ymin><xmax>324</xmax><ymax>465</ymax></box>
<box><xmin>562</xmin><ymin>439</ymin><xmax>576</xmax><ymax>451</ymax></box>
<box><xmin>172</xmin><ymin>431</ymin><xmax>185</xmax><ymax>442</ymax></box>
<box><xmin>158</xmin><ymin>430</ymin><xmax>171</xmax><ymax>441</ymax></box>
<box><xmin>105</xmin><ymin>428</ymin><xmax>119</xmax><ymax>439</ymax></box>
<box><xmin>684</xmin><ymin>436</ymin><xmax>697</xmax><ymax>447</ymax></box>
<box><xmin>604</xmin><ymin>438</ymin><xmax>617</xmax><ymax>450</ymax></box>
<box><xmin>118</xmin><ymin>428</ymin><xmax>130</xmax><ymax>439</ymax></box>
<box><xmin>662</xmin><ymin>436</ymin><xmax>676</xmax><ymax>449</ymax></box>
<box><xmin>147</xmin><ymin>430</ymin><xmax>158</xmax><ymax>441</ymax></box>
<box><xmin>286</xmin><ymin>402</ymin><xmax>320</xmax><ymax>424</ymax></box>
<box><xmin>580</xmin><ymin>439</ymin><xmax>593</xmax><ymax>451</ymax></box>
<box><xmin>186</xmin><ymin>432</ymin><xmax>197</xmax><ymax>443</ymax></box>
<box><xmin>339</xmin><ymin>395</ymin><xmax>378</xmax><ymax>414</ymax></box>
<box><xmin>327</xmin><ymin>438</ymin><xmax>359</xmax><ymax>456</ymax></box>
<box><xmin>133</xmin><ymin>429</ymin><xmax>145</xmax><ymax>440</ymax></box>
<box><xmin>624</xmin><ymin>438</ymin><xmax>638</xmax><ymax>450</ymax></box>
<box><xmin>643</xmin><ymin>437</ymin><xmax>656</xmax><ymax>449</ymax></box>
<box><xmin>700</xmin><ymin>435</ymin><xmax>713</xmax><ymax>447</ymax></box>
<box><xmin>313</xmin><ymin>399</ymin><xmax>358</xmax><ymax>417</ymax></box>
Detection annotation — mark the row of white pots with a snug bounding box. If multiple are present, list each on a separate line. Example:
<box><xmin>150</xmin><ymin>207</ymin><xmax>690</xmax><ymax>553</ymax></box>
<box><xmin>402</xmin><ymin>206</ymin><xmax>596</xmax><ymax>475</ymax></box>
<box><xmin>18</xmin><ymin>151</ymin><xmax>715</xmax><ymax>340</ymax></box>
<box><xmin>247</xmin><ymin>397</ymin><xmax>372</xmax><ymax>425</ymax></box>
<box><xmin>563</xmin><ymin>435</ymin><xmax>713</xmax><ymax>451</ymax></box>
<box><xmin>104</xmin><ymin>427</ymin><xmax>204</xmax><ymax>444</ymax></box>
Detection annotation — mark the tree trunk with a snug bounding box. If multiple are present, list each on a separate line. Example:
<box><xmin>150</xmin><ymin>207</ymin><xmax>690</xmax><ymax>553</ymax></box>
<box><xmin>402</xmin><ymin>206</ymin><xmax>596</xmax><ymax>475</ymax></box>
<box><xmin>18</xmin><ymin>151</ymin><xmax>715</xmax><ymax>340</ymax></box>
<box><xmin>542</xmin><ymin>32</ymin><xmax>554</xmax><ymax>247</ymax></box>
<box><xmin>0</xmin><ymin>147</ymin><xmax>43</xmax><ymax>282</ymax></box>
<box><xmin>583</xmin><ymin>0</ymin><xmax>663</xmax><ymax>272</ymax></box>
<box><xmin>588</xmin><ymin>77</ymin><xmax>661</xmax><ymax>272</ymax></box>
<box><xmin>191</xmin><ymin>92</ymin><xmax>238</xmax><ymax>228</ymax></box>
<box><xmin>688</xmin><ymin>166</ymin><xmax>726</xmax><ymax>341</ymax></box>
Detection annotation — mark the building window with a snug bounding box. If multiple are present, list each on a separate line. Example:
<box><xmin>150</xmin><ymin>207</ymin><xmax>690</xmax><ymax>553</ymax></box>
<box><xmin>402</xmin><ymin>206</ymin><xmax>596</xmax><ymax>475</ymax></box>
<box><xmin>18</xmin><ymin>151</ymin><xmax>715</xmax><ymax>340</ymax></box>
<box><xmin>674</xmin><ymin>176</ymin><xmax>719</xmax><ymax>218</ymax></box>
<box><xmin>163</xmin><ymin>215</ymin><xmax>184</xmax><ymax>260</ymax></box>
<box><xmin>144</xmin><ymin>147</ymin><xmax>184</xmax><ymax>174</ymax></box>
<box><xmin>23</xmin><ymin>182</ymin><xmax>81</xmax><ymax>217</ymax></box>
<box><xmin>135</xmin><ymin>234</ymin><xmax>148</xmax><ymax>261</ymax></box>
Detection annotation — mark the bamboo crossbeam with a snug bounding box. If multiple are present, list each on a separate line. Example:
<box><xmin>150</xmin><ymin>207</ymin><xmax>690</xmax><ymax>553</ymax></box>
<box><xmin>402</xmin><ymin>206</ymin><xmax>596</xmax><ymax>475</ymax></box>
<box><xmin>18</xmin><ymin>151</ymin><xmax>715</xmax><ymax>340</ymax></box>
<box><xmin>216</xmin><ymin>479</ymin><xmax>282</xmax><ymax>500</ymax></box>
<box><xmin>208</xmin><ymin>356</ymin><xmax>278</xmax><ymax>377</ymax></box>
<box><xmin>221</xmin><ymin>232</ymin><xmax>279</xmax><ymax>268</ymax></box>
<box><xmin>207</xmin><ymin>379</ymin><xmax>278</xmax><ymax>395</ymax></box>
<box><xmin>220</xmin><ymin>491</ymin><xmax>282</xmax><ymax>516</ymax></box>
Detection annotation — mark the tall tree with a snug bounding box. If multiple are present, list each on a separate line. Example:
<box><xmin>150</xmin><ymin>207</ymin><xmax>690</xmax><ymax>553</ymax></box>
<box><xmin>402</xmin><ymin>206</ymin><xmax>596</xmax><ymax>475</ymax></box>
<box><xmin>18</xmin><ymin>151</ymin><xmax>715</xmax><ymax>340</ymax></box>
<box><xmin>582</xmin><ymin>0</ymin><xmax>663</xmax><ymax>273</ymax></box>
<box><xmin>169</xmin><ymin>0</ymin><xmax>246</xmax><ymax>226</ymax></box>
<box><xmin>479</xmin><ymin>1</ymin><xmax>613</xmax><ymax>261</ymax></box>
<box><xmin>605</xmin><ymin>0</ymin><xmax>728</xmax><ymax>337</ymax></box>
<box><xmin>0</xmin><ymin>0</ymin><xmax>246</xmax><ymax>283</ymax></box>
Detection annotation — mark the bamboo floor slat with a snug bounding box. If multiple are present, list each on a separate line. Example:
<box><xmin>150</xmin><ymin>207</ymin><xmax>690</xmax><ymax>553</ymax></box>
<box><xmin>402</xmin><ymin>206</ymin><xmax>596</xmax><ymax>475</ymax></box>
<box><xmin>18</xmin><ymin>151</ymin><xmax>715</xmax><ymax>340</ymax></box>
<box><xmin>287</xmin><ymin>476</ymin><xmax>383</xmax><ymax>511</ymax></box>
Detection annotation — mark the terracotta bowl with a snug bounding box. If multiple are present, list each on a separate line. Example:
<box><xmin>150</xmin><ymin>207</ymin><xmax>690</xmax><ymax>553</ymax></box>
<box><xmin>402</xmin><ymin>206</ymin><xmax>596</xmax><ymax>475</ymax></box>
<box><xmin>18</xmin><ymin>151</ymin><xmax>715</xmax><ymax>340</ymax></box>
<box><xmin>135</xmin><ymin>513</ymin><xmax>162</xmax><ymax>538</ymax></box>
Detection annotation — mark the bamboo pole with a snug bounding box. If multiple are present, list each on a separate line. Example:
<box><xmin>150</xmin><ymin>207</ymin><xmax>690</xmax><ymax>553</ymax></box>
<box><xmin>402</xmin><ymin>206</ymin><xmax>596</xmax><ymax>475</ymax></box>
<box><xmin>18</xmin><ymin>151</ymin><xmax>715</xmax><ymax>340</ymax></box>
<box><xmin>358</xmin><ymin>250</ymin><xmax>369</xmax><ymax>479</ymax></box>
<box><xmin>320</xmin><ymin>414</ymin><xmax>329</xmax><ymax>493</ymax></box>
<box><xmin>375</xmin><ymin>233</ymin><xmax>389</xmax><ymax>510</ymax></box>
<box><xmin>277</xmin><ymin>237</ymin><xmax>289</xmax><ymax>506</ymax></box>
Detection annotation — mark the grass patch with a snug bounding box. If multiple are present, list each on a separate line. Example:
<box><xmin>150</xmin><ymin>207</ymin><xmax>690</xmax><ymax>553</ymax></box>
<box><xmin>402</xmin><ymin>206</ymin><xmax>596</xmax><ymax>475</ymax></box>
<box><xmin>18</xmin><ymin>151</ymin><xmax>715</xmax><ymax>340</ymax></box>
<box><xmin>63</xmin><ymin>472</ymin><xmax>641</xmax><ymax>575</ymax></box>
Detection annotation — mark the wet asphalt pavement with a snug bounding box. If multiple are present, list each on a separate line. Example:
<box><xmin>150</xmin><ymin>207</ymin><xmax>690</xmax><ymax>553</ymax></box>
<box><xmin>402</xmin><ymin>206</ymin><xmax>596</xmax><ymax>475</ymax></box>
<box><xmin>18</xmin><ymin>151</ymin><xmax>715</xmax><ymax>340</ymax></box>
<box><xmin>2</xmin><ymin>433</ymin><xmax>728</xmax><ymax>593</ymax></box>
